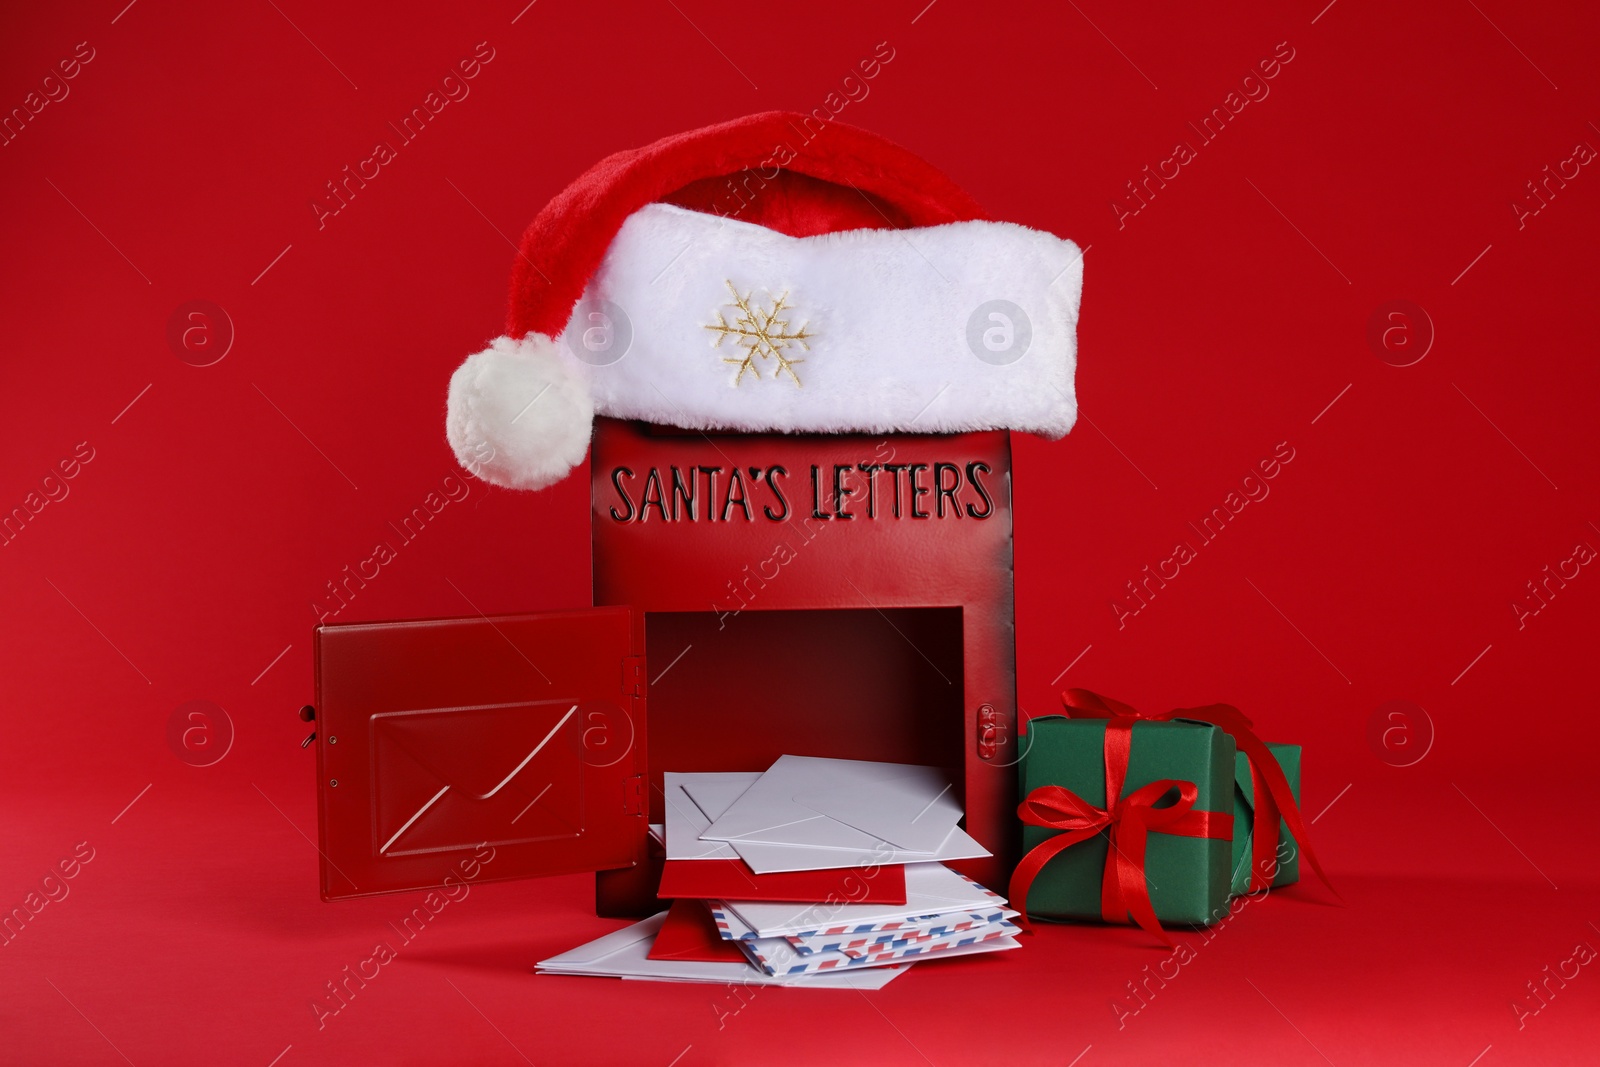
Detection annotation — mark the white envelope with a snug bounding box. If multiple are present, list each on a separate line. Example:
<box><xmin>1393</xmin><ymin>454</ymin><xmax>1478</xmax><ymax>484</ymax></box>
<box><xmin>670</xmin><ymin>766</ymin><xmax>989</xmax><ymax>875</ymax></box>
<box><xmin>714</xmin><ymin>862</ymin><xmax>1009</xmax><ymax>940</ymax></box>
<box><xmin>662</xmin><ymin>772</ymin><xmax>759</xmax><ymax>860</ymax></box>
<box><xmin>725</xmin><ymin>822</ymin><xmax>990</xmax><ymax>874</ymax></box>
<box><xmin>680</xmin><ymin>779</ymin><xmax>758</xmax><ymax>823</ymax></box>
<box><xmin>700</xmin><ymin>756</ymin><xmax>963</xmax><ymax>854</ymax></box>
<box><xmin>674</xmin><ymin>775</ymin><xmax>987</xmax><ymax>874</ymax></box>
<box><xmin>792</xmin><ymin>760</ymin><xmax>963</xmax><ymax>852</ymax></box>
<box><xmin>536</xmin><ymin>912</ymin><xmax>905</xmax><ymax>988</ymax></box>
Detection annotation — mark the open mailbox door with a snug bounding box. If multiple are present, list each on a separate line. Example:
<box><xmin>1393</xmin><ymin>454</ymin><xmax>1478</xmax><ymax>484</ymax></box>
<box><xmin>311</xmin><ymin>607</ymin><xmax>647</xmax><ymax>901</ymax></box>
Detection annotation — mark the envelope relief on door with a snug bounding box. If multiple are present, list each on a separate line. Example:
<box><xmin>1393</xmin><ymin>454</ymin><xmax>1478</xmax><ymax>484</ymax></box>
<box><xmin>372</xmin><ymin>700</ymin><xmax>587</xmax><ymax>855</ymax></box>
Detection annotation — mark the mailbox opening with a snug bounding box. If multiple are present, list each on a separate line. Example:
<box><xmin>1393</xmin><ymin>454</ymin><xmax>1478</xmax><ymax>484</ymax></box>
<box><xmin>642</xmin><ymin>606</ymin><xmax>967</xmax><ymax>822</ymax></box>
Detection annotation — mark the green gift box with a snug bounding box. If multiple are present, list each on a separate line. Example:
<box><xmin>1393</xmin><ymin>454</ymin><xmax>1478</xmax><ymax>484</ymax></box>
<box><xmin>1231</xmin><ymin>743</ymin><xmax>1302</xmax><ymax>895</ymax></box>
<box><xmin>1017</xmin><ymin>715</ymin><xmax>1235</xmax><ymax>926</ymax></box>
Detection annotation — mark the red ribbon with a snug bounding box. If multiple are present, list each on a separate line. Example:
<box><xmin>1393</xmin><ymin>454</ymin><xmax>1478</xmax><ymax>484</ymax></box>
<box><xmin>1060</xmin><ymin>688</ymin><xmax>1336</xmax><ymax>896</ymax></box>
<box><xmin>1009</xmin><ymin>778</ymin><xmax>1230</xmax><ymax>947</ymax></box>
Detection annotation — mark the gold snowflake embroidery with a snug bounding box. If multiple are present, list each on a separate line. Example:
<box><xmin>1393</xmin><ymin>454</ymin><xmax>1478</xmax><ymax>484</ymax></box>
<box><xmin>704</xmin><ymin>281</ymin><xmax>813</xmax><ymax>386</ymax></box>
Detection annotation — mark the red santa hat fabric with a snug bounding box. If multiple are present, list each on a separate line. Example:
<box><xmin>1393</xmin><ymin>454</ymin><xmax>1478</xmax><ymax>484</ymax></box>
<box><xmin>447</xmin><ymin>111</ymin><xmax>1084</xmax><ymax>491</ymax></box>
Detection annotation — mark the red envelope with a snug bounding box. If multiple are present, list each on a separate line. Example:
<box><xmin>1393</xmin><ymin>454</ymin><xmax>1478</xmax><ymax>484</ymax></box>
<box><xmin>647</xmin><ymin>900</ymin><xmax>748</xmax><ymax>962</ymax></box>
<box><xmin>658</xmin><ymin>859</ymin><xmax>907</xmax><ymax>904</ymax></box>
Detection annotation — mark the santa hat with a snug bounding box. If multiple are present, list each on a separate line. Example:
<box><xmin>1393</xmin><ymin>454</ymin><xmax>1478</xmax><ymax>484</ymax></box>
<box><xmin>447</xmin><ymin>111</ymin><xmax>1084</xmax><ymax>491</ymax></box>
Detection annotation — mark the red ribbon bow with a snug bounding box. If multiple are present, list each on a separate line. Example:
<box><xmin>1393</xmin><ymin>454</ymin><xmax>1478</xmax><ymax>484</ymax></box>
<box><xmin>1009</xmin><ymin>777</ymin><xmax>1231</xmax><ymax>946</ymax></box>
<box><xmin>1059</xmin><ymin>688</ymin><xmax>1336</xmax><ymax>896</ymax></box>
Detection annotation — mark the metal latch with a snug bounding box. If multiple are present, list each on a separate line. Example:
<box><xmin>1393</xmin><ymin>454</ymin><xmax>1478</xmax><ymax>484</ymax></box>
<box><xmin>976</xmin><ymin>703</ymin><xmax>1006</xmax><ymax>761</ymax></box>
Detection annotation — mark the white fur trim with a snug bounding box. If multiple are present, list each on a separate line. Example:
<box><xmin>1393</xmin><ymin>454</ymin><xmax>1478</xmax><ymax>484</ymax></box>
<box><xmin>559</xmin><ymin>202</ymin><xmax>1082</xmax><ymax>437</ymax></box>
<box><xmin>446</xmin><ymin>333</ymin><xmax>594</xmax><ymax>491</ymax></box>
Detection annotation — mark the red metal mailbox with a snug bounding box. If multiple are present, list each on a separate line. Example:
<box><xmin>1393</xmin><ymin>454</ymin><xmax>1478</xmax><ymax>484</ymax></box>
<box><xmin>589</xmin><ymin>418</ymin><xmax>1019</xmax><ymax>914</ymax></box>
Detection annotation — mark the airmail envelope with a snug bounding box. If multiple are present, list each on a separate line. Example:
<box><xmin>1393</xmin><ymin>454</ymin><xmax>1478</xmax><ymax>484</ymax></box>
<box><xmin>788</xmin><ymin>907</ymin><xmax>1017</xmax><ymax>956</ymax></box>
<box><xmin>699</xmin><ymin>756</ymin><xmax>963</xmax><ymax>854</ymax></box>
<box><xmin>537</xmin><ymin>912</ymin><xmax>905</xmax><ymax>988</ymax></box>
<box><xmin>837</xmin><ymin>917</ymin><xmax>1022</xmax><ymax>959</ymax></box>
<box><xmin>740</xmin><ymin>925</ymin><xmax>1022</xmax><ymax>977</ymax></box>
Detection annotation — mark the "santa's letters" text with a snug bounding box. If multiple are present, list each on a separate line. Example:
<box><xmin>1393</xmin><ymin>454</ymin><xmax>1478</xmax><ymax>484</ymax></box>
<box><xmin>605</xmin><ymin>461</ymin><xmax>995</xmax><ymax>524</ymax></box>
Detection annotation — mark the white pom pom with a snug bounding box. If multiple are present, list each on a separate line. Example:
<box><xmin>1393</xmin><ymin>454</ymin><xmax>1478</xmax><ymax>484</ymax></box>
<box><xmin>446</xmin><ymin>334</ymin><xmax>594</xmax><ymax>491</ymax></box>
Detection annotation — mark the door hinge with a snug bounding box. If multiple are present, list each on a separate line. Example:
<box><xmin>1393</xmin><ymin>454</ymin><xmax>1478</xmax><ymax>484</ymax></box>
<box><xmin>622</xmin><ymin>654</ymin><xmax>646</xmax><ymax>696</ymax></box>
<box><xmin>622</xmin><ymin>653</ymin><xmax>647</xmax><ymax>730</ymax></box>
<box><xmin>622</xmin><ymin>774</ymin><xmax>644</xmax><ymax>817</ymax></box>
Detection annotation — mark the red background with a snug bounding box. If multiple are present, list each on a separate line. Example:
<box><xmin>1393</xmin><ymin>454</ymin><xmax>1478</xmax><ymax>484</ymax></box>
<box><xmin>3</xmin><ymin>1</ymin><xmax>1597</xmax><ymax>1064</ymax></box>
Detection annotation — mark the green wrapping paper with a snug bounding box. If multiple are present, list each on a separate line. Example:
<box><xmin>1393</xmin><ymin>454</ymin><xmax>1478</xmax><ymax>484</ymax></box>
<box><xmin>1231</xmin><ymin>743</ymin><xmax>1302</xmax><ymax>895</ymax></box>
<box><xmin>1018</xmin><ymin>715</ymin><xmax>1235</xmax><ymax>926</ymax></box>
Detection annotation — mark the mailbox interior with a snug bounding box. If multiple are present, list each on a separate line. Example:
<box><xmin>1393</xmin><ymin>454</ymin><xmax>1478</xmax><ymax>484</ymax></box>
<box><xmin>642</xmin><ymin>606</ymin><xmax>967</xmax><ymax>821</ymax></box>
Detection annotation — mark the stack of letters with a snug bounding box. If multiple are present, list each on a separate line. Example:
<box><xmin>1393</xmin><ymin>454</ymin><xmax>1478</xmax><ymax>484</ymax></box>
<box><xmin>539</xmin><ymin>756</ymin><xmax>1021</xmax><ymax>985</ymax></box>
